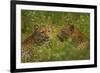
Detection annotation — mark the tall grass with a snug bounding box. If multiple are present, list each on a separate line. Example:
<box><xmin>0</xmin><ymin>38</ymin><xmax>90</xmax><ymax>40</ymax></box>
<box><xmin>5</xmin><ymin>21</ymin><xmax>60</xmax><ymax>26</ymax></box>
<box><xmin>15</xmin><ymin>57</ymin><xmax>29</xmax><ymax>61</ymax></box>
<box><xmin>21</xmin><ymin>10</ymin><xmax>90</xmax><ymax>63</ymax></box>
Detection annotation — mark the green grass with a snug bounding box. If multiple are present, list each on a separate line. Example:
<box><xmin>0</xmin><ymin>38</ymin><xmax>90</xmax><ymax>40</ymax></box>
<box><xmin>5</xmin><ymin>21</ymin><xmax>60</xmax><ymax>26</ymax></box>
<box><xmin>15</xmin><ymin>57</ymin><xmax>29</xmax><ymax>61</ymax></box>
<box><xmin>21</xmin><ymin>10</ymin><xmax>90</xmax><ymax>63</ymax></box>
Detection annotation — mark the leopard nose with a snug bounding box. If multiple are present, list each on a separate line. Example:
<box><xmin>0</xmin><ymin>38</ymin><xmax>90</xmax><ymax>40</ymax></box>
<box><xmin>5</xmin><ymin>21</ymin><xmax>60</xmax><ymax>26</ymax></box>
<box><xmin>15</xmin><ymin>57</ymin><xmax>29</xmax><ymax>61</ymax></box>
<box><xmin>46</xmin><ymin>36</ymin><xmax>49</xmax><ymax>39</ymax></box>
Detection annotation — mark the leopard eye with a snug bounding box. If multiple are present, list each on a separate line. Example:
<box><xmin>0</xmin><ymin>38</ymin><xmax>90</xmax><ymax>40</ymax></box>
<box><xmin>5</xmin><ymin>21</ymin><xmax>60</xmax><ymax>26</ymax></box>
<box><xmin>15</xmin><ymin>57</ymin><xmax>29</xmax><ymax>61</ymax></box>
<box><xmin>48</xmin><ymin>30</ymin><xmax>50</xmax><ymax>32</ymax></box>
<box><xmin>61</xmin><ymin>30</ymin><xmax>65</xmax><ymax>32</ymax></box>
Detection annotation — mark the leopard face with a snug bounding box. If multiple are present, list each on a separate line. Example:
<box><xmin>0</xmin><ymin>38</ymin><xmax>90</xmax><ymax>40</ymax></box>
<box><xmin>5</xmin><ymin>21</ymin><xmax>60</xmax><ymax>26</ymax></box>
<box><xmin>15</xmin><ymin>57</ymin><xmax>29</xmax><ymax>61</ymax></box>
<box><xmin>33</xmin><ymin>25</ymin><xmax>52</xmax><ymax>43</ymax></box>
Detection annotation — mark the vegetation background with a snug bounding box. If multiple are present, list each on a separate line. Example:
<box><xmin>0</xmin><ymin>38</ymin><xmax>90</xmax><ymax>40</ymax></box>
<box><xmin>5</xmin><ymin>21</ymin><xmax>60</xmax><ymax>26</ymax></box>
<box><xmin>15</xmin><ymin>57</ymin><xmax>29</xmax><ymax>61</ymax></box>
<box><xmin>21</xmin><ymin>10</ymin><xmax>90</xmax><ymax>63</ymax></box>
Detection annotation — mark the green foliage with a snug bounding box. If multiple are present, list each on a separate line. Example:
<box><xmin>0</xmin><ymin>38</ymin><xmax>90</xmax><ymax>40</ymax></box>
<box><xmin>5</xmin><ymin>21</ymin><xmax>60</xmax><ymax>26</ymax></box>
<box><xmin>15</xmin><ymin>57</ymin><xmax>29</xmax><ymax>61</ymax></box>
<box><xmin>21</xmin><ymin>10</ymin><xmax>90</xmax><ymax>63</ymax></box>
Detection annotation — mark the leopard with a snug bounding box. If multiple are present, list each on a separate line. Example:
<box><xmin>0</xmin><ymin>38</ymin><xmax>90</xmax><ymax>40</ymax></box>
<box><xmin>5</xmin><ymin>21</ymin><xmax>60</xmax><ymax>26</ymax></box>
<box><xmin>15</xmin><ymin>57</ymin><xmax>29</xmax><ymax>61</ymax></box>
<box><xmin>21</xmin><ymin>24</ymin><xmax>52</xmax><ymax>62</ymax></box>
<box><xmin>57</xmin><ymin>24</ymin><xmax>90</xmax><ymax>50</ymax></box>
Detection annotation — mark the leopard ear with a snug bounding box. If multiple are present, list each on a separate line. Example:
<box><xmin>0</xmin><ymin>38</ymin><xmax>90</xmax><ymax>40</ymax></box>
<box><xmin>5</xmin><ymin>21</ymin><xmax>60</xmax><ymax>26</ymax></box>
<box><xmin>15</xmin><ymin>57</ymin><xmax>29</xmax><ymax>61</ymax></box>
<box><xmin>48</xmin><ymin>24</ymin><xmax>52</xmax><ymax>28</ymax></box>
<box><xmin>70</xmin><ymin>25</ymin><xmax>74</xmax><ymax>32</ymax></box>
<box><xmin>33</xmin><ymin>25</ymin><xmax>39</xmax><ymax>30</ymax></box>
